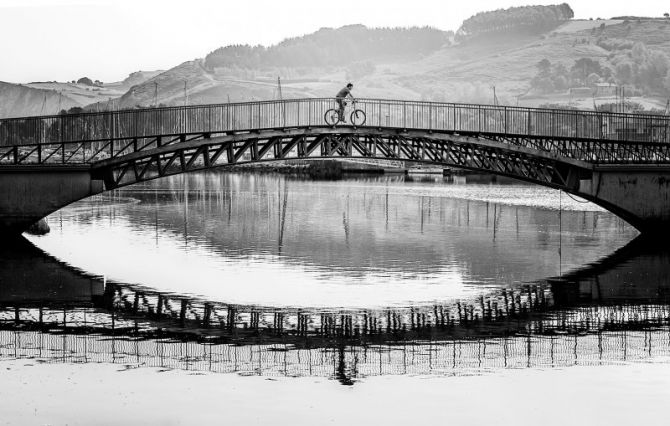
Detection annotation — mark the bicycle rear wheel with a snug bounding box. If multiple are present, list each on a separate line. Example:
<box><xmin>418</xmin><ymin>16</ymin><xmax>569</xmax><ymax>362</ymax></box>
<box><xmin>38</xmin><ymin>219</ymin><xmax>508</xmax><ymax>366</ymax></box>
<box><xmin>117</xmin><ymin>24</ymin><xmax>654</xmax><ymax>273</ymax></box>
<box><xmin>324</xmin><ymin>109</ymin><xmax>340</xmax><ymax>126</ymax></box>
<box><xmin>350</xmin><ymin>109</ymin><xmax>366</xmax><ymax>126</ymax></box>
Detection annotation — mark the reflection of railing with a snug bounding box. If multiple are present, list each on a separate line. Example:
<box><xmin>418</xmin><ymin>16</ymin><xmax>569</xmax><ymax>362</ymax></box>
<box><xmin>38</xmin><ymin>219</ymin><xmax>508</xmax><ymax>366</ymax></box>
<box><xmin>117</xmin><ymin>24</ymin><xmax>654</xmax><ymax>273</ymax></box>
<box><xmin>2</xmin><ymin>98</ymin><xmax>669</xmax><ymax>147</ymax></box>
<box><xmin>93</xmin><ymin>281</ymin><xmax>556</xmax><ymax>336</ymax></box>
<box><xmin>1</xmin><ymin>304</ymin><xmax>668</xmax><ymax>380</ymax></box>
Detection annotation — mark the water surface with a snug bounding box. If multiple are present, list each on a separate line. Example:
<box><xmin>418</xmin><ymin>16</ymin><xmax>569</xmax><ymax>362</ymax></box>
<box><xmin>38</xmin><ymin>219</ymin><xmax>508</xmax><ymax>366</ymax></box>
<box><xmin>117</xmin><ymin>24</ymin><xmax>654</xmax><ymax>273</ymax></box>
<box><xmin>2</xmin><ymin>171</ymin><xmax>668</xmax><ymax>426</ymax></box>
<box><xmin>26</xmin><ymin>172</ymin><xmax>635</xmax><ymax>308</ymax></box>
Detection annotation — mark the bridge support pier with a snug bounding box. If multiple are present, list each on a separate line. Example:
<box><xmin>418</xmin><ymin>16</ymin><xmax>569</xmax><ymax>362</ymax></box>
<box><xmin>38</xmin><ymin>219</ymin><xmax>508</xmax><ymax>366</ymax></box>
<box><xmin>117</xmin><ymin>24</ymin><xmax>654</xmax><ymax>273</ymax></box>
<box><xmin>0</xmin><ymin>167</ymin><xmax>103</xmax><ymax>235</ymax></box>
<box><xmin>577</xmin><ymin>167</ymin><xmax>670</xmax><ymax>235</ymax></box>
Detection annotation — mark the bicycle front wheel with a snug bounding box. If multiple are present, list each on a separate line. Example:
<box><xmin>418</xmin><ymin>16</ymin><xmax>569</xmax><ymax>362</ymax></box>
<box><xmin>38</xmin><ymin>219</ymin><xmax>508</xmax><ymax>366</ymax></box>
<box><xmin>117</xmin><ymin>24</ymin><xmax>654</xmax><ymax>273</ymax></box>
<box><xmin>350</xmin><ymin>109</ymin><xmax>366</xmax><ymax>126</ymax></box>
<box><xmin>324</xmin><ymin>109</ymin><xmax>340</xmax><ymax>126</ymax></box>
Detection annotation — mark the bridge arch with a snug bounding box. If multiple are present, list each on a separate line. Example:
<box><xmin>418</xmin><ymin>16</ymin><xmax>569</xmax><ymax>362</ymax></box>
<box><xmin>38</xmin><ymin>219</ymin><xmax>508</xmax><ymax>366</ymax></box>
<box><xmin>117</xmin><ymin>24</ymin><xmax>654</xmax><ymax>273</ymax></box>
<box><xmin>93</xmin><ymin>127</ymin><xmax>666</xmax><ymax>233</ymax></box>
<box><xmin>2</xmin><ymin>98</ymin><xmax>670</xmax><ymax>234</ymax></box>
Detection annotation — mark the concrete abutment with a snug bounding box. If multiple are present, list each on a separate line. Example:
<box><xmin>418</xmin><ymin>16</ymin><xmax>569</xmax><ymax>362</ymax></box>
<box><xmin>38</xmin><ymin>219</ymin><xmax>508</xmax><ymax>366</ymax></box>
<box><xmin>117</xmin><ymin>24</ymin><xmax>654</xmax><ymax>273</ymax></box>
<box><xmin>0</xmin><ymin>167</ymin><xmax>103</xmax><ymax>235</ymax></box>
<box><xmin>576</xmin><ymin>167</ymin><xmax>670</xmax><ymax>234</ymax></box>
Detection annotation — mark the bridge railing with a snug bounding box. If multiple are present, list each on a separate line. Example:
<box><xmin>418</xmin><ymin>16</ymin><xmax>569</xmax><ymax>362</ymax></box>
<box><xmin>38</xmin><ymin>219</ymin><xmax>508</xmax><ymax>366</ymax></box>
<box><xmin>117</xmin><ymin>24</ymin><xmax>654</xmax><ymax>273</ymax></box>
<box><xmin>1</xmin><ymin>98</ymin><xmax>669</xmax><ymax>147</ymax></box>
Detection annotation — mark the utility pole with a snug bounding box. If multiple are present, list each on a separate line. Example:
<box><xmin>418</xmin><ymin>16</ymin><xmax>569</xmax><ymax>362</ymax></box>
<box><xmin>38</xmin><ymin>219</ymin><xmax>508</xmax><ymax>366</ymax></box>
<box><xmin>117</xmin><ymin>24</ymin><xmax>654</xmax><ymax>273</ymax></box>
<box><xmin>616</xmin><ymin>85</ymin><xmax>626</xmax><ymax>113</ymax></box>
<box><xmin>153</xmin><ymin>81</ymin><xmax>158</xmax><ymax>107</ymax></box>
<box><xmin>278</xmin><ymin>77</ymin><xmax>285</xmax><ymax>125</ymax></box>
<box><xmin>183</xmin><ymin>81</ymin><xmax>188</xmax><ymax>107</ymax></box>
<box><xmin>277</xmin><ymin>77</ymin><xmax>283</xmax><ymax>101</ymax></box>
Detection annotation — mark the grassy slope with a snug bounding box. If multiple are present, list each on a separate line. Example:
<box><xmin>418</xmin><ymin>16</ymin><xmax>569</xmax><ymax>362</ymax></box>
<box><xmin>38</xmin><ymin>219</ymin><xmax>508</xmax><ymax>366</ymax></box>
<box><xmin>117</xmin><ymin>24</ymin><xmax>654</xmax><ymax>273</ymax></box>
<box><xmin>0</xmin><ymin>71</ymin><xmax>163</xmax><ymax>118</ymax></box>
<box><xmin>0</xmin><ymin>81</ymin><xmax>80</xmax><ymax>118</ymax></box>
<box><xmin>394</xmin><ymin>20</ymin><xmax>618</xmax><ymax>104</ymax></box>
<box><xmin>394</xmin><ymin>19</ymin><xmax>669</xmax><ymax>109</ymax></box>
<box><xmin>24</xmin><ymin>82</ymin><xmax>125</xmax><ymax>110</ymax></box>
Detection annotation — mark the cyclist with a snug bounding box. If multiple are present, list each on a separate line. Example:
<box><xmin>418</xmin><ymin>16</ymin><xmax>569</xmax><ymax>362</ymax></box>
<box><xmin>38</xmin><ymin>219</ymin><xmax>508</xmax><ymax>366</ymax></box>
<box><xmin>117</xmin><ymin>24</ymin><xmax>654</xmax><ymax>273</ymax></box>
<box><xmin>335</xmin><ymin>83</ymin><xmax>354</xmax><ymax>123</ymax></box>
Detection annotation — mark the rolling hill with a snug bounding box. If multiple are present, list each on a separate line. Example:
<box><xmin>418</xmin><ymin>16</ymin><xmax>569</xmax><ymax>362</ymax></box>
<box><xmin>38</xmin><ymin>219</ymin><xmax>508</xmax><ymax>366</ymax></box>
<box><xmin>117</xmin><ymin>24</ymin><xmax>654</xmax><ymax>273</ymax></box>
<box><xmin>2</xmin><ymin>3</ymin><xmax>669</xmax><ymax>118</ymax></box>
<box><xmin>102</xmin><ymin>17</ymin><xmax>670</xmax><ymax>114</ymax></box>
<box><xmin>0</xmin><ymin>82</ymin><xmax>80</xmax><ymax>118</ymax></box>
<box><xmin>0</xmin><ymin>71</ymin><xmax>163</xmax><ymax>118</ymax></box>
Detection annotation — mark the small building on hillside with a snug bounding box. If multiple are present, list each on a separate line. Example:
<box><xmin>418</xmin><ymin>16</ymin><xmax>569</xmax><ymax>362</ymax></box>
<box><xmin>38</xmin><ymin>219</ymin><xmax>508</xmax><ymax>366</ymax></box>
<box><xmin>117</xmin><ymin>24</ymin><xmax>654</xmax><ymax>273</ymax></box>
<box><xmin>569</xmin><ymin>87</ymin><xmax>593</xmax><ymax>98</ymax></box>
<box><xmin>594</xmin><ymin>83</ymin><xmax>617</xmax><ymax>97</ymax></box>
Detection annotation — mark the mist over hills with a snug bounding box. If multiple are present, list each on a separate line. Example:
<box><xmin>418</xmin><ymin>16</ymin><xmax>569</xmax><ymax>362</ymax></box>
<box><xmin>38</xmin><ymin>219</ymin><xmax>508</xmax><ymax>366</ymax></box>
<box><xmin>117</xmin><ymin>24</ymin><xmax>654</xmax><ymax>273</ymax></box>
<box><xmin>2</xmin><ymin>3</ymin><xmax>670</xmax><ymax>119</ymax></box>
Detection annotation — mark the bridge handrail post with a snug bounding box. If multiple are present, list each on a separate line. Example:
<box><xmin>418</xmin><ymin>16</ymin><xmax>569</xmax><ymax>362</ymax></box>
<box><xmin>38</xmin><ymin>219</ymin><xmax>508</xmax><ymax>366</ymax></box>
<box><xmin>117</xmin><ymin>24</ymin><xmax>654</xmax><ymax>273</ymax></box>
<box><xmin>478</xmin><ymin>105</ymin><xmax>482</xmax><ymax>132</ymax></box>
<box><xmin>208</xmin><ymin>106</ymin><xmax>212</xmax><ymax>133</ymax></box>
<box><xmin>504</xmin><ymin>106</ymin><xmax>508</xmax><ymax>134</ymax></box>
<box><xmin>307</xmin><ymin>101</ymin><xmax>314</xmax><ymax>126</ymax></box>
<box><xmin>403</xmin><ymin>101</ymin><xmax>406</xmax><ymax>129</ymax></box>
<box><xmin>427</xmin><ymin>103</ymin><xmax>432</xmax><ymax>131</ymax></box>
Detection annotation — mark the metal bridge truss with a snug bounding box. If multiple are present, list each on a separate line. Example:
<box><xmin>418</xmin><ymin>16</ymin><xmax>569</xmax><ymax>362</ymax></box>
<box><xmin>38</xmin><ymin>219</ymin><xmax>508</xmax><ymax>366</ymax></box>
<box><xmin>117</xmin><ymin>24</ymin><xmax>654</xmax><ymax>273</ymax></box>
<box><xmin>79</xmin><ymin>128</ymin><xmax>601</xmax><ymax>191</ymax></box>
<box><xmin>4</xmin><ymin>127</ymin><xmax>670</xmax><ymax>168</ymax></box>
<box><xmin>6</xmin><ymin>126</ymin><xmax>670</xmax><ymax>192</ymax></box>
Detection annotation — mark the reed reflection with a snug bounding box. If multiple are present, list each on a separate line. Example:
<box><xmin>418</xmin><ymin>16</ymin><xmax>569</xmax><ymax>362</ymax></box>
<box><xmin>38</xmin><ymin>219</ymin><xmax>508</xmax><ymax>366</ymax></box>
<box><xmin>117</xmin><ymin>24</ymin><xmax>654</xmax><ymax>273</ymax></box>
<box><xmin>1</xmin><ymin>235</ymin><xmax>669</xmax><ymax>385</ymax></box>
<box><xmin>28</xmin><ymin>172</ymin><xmax>637</xmax><ymax>308</ymax></box>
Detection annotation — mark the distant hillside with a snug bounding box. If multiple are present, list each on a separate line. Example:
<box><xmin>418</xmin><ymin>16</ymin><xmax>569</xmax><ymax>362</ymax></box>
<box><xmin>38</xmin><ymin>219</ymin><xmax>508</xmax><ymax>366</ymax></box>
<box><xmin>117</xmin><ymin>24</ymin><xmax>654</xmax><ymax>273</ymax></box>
<box><xmin>95</xmin><ymin>17</ymin><xmax>670</xmax><ymax>113</ymax></box>
<box><xmin>113</xmin><ymin>25</ymin><xmax>452</xmax><ymax>109</ymax></box>
<box><xmin>0</xmin><ymin>82</ymin><xmax>80</xmax><ymax>118</ymax></box>
<box><xmin>24</xmin><ymin>81</ymin><xmax>126</xmax><ymax>110</ymax></box>
<box><xmin>119</xmin><ymin>70</ymin><xmax>165</xmax><ymax>89</ymax></box>
<box><xmin>1</xmin><ymin>70</ymin><xmax>163</xmax><ymax>117</ymax></box>
<box><xmin>393</xmin><ymin>17</ymin><xmax>670</xmax><ymax>111</ymax></box>
<box><xmin>205</xmin><ymin>25</ymin><xmax>452</xmax><ymax>69</ymax></box>
<box><xmin>112</xmin><ymin>59</ymin><xmax>317</xmax><ymax>109</ymax></box>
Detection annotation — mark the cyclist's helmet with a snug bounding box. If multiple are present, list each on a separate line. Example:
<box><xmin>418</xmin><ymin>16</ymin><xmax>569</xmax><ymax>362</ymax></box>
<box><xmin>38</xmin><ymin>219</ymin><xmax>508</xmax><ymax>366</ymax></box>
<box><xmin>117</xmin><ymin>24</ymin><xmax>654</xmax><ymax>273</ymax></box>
<box><xmin>347</xmin><ymin>82</ymin><xmax>353</xmax><ymax>88</ymax></box>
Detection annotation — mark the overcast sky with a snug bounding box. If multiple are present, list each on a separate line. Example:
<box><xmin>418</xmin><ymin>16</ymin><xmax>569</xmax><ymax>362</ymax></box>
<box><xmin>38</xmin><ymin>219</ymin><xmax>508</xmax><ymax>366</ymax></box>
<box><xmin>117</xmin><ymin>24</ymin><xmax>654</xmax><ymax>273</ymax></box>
<box><xmin>0</xmin><ymin>0</ymin><xmax>667</xmax><ymax>83</ymax></box>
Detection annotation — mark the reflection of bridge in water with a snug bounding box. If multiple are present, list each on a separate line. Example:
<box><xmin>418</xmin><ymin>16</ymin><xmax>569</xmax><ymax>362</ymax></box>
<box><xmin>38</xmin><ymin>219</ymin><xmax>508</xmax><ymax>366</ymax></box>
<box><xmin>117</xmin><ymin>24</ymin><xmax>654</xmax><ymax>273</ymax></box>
<box><xmin>2</xmin><ymin>307</ymin><xmax>668</xmax><ymax>381</ymax></box>
<box><xmin>1</xmin><ymin>237</ymin><xmax>669</xmax><ymax>383</ymax></box>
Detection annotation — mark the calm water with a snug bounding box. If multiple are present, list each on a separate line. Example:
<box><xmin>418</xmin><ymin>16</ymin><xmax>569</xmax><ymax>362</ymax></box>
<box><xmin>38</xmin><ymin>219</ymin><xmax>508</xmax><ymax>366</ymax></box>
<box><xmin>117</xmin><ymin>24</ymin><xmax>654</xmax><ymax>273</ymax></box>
<box><xmin>2</xmin><ymin>171</ymin><xmax>669</xmax><ymax>425</ymax></box>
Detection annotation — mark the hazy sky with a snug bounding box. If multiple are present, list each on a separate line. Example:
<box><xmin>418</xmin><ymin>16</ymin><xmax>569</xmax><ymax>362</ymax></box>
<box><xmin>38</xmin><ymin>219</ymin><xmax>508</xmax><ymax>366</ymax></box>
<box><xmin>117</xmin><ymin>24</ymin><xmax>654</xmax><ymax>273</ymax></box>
<box><xmin>0</xmin><ymin>0</ymin><xmax>667</xmax><ymax>83</ymax></box>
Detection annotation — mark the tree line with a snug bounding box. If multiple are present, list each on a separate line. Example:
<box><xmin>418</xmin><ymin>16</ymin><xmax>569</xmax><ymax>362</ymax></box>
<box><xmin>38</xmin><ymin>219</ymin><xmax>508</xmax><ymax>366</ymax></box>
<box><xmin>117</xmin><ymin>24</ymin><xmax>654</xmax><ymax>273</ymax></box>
<box><xmin>456</xmin><ymin>3</ymin><xmax>574</xmax><ymax>41</ymax></box>
<box><xmin>204</xmin><ymin>25</ymin><xmax>452</xmax><ymax>69</ymax></box>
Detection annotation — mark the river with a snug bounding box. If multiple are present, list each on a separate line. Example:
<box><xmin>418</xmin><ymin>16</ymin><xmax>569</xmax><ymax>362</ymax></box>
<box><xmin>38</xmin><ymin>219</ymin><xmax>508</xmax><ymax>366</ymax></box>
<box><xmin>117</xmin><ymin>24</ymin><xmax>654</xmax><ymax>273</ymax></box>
<box><xmin>1</xmin><ymin>171</ymin><xmax>668</xmax><ymax>425</ymax></box>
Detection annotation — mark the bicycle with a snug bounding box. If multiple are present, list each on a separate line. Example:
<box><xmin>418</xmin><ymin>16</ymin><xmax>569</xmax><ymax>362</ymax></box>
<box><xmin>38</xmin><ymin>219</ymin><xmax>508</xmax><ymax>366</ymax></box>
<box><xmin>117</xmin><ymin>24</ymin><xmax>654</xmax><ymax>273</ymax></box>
<box><xmin>324</xmin><ymin>99</ymin><xmax>366</xmax><ymax>126</ymax></box>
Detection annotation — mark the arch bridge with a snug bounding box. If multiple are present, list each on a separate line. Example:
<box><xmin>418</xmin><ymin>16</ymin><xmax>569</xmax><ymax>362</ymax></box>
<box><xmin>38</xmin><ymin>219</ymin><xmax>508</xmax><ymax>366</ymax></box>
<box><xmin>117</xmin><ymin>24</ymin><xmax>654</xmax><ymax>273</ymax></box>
<box><xmin>2</xmin><ymin>98</ymin><xmax>670</xmax><ymax>234</ymax></box>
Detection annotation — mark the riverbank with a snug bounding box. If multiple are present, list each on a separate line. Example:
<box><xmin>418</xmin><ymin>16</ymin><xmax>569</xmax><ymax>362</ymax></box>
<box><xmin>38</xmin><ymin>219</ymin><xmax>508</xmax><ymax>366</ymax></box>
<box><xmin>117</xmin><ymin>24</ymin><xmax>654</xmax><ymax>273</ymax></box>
<box><xmin>228</xmin><ymin>159</ymin><xmax>393</xmax><ymax>179</ymax></box>
<box><xmin>226</xmin><ymin>159</ymin><xmax>481</xmax><ymax>179</ymax></box>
